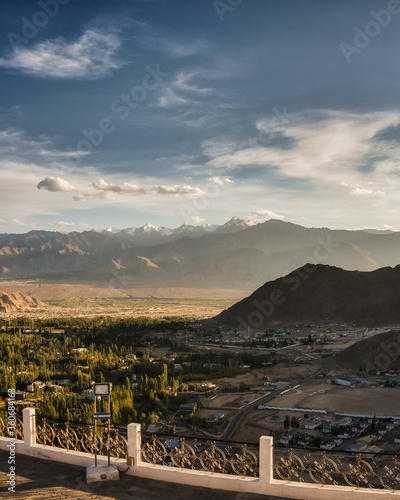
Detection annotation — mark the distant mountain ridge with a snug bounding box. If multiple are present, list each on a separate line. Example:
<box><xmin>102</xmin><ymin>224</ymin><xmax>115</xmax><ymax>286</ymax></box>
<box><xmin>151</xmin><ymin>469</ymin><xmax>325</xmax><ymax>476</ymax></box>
<box><xmin>214</xmin><ymin>264</ymin><xmax>400</xmax><ymax>327</ymax></box>
<box><xmin>1</xmin><ymin>219</ymin><xmax>400</xmax><ymax>289</ymax></box>
<box><xmin>102</xmin><ymin>216</ymin><xmax>254</xmax><ymax>246</ymax></box>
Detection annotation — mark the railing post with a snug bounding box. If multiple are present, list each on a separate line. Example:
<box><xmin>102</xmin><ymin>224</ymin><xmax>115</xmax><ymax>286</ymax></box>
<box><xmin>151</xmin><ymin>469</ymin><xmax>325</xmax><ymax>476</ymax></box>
<box><xmin>23</xmin><ymin>407</ymin><xmax>36</xmax><ymax>446</ymax></box>
<box><xmin>127</xmin><ymin>422</ymin><xmax>141</xmax><ymax>466</ymax></box>
<box><xmin>259</xmin><ymin>435</ymin><xmax>273</xmax><ymax>483</ymax></box>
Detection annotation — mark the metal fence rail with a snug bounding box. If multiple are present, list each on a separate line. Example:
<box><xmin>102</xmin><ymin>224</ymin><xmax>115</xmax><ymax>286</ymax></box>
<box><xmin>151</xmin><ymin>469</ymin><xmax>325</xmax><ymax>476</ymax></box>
<box><xmin>0</xmin><ymin>409</ymin><xmax>23</xmax><ymax>440</ymax></box>
<box><xmin>141</xmin><ymin>432</ymin><xmax>259</xmax><ymax>477</ymax></box>
<box><xmin>2</xmin><ymin>407</ymin><xmax>400</xmax><ymax>491</ymax></box>
<box><xmin>274</xmin><ymin>446</ymin><xmax>400</xmax><ymax>491</ymax></box>
<box><xmin>35</xmin><ymin>415</ymin><xmax>128</xmax><ymax>459</ymax></box>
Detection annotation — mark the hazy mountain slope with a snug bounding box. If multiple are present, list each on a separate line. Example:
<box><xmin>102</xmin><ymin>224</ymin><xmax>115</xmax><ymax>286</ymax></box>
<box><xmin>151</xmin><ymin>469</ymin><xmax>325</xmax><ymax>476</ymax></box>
<box><xmin>214</xmin><ymin>264</ymin><xmax>400</xmax><ymax>327</ymax></box>
<box><xmin>0</xmin><ymin>230</ymin><xmax>133</xmax><ymax>278</ymax></box>
<box><xmin>1</xmin><ymin>220</ymin><xmax>400</xmax><ymax>289</ymax></box>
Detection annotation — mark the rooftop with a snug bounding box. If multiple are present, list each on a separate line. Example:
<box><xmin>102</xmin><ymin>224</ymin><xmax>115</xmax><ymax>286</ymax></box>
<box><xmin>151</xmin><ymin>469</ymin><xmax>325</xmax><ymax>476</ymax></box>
<box><xmin>0</xmin><ymin>450</ymin><xmax>285</xmax><ymax>500</ymax></box>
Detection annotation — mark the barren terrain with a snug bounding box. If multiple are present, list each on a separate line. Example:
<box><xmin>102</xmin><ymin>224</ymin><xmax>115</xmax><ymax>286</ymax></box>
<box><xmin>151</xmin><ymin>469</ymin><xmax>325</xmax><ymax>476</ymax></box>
<box><xmin>0</xmin><ymin>281</ymin><xmax>247</xmax><ymax>319</ymax></box>
<box><xmin>0</xmin><ymin>281</ymin><xmax>247</xmax><ymax>301</ymax></box>
<box><xmin>268</xmin><ymin>384</ymin><xmax>400</xmax><ymax>415</ymax></box>
<box><xmin>230</xmin><ymin>378</ymin><xmax>400</xmax><ymax>443</ymax></box>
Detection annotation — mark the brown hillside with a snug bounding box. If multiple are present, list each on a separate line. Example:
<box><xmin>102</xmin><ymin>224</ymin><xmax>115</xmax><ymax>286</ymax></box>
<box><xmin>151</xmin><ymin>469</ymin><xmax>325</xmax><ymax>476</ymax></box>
<box><xmin>0</xmin><ymin>291</ymin><xmax>46</xmax><ymax>312</ymax></box>
<box><xmin>215</xmin><ymin>264</ymin><xmax>400</xmax><ymax>328</ymax></box>
<box><xmin>335</xmin><ymin>329</ymin><xmax>400</xmax><ymax>372</ymax></box>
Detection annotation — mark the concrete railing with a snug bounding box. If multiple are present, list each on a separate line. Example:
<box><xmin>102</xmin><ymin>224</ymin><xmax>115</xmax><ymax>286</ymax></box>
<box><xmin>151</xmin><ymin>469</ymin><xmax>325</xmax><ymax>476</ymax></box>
<box><xmin>0</xmin><ymin>408</ymin><xmax>399</xmax><ymax>500</ymax></box>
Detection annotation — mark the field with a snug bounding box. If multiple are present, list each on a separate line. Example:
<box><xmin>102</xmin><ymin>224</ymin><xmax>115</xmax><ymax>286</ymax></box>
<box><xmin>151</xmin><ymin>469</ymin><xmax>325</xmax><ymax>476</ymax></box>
<box><xmin>268</xmin><ymin>384</ymin><xmax>400</xmax><ymax>416</ymax></box>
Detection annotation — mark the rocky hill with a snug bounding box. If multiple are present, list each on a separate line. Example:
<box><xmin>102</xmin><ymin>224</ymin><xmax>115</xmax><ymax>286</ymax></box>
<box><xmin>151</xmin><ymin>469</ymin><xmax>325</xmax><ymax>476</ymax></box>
<box><xmin>334</xmin><ymin>329</ymin><xmax>400</xmax><ymax>372</ymax></box>
<box><xmin>214</xmin><ymin>264</ymin><xmax>400</xmax><ymax>327</ymax></box>
<box><xmin>0</xmin><ymin>292</ymin><xmax>46</xmax><ymax>312</ymax></box>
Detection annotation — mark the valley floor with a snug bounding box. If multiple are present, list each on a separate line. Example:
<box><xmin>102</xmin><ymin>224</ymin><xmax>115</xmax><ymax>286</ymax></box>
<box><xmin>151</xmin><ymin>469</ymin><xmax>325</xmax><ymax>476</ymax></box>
<box><xmin>0</xmin><ymin>281</ymin><xmax>248</xmax><ymax>319</ymax></box>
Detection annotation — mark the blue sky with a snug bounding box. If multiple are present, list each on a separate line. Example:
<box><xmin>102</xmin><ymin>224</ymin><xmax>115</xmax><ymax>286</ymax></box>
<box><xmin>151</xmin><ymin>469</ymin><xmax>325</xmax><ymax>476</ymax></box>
<box><xmin>1</xmin><ymin>0</ymin><xmax>400</xmax><ymax>232</ymax></box>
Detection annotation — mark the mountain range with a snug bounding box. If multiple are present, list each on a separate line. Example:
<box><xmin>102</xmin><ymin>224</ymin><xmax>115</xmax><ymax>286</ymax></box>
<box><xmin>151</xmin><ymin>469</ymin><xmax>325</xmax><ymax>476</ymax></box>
<box><xmin>103</xmin><ymin>216</ymin><xmax>256</xmax><ymax>246</ymax></box>
<box><xmin>214</xmin><ymin>264</ymin><xmax>400</xmax><ymax>328</ymax></box>
<box><xmin>1</xmin><ymin>218</ymin><xmax>400</xmax><ymax>289</ymax></box>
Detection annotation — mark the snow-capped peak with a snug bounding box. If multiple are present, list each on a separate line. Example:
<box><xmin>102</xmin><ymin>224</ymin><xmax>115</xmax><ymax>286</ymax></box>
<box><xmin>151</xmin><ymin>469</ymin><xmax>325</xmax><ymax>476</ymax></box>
<box><xmin>142</xmin><ymin>223</ymin><xmax>159</xmax><ymax>233</ymax></box>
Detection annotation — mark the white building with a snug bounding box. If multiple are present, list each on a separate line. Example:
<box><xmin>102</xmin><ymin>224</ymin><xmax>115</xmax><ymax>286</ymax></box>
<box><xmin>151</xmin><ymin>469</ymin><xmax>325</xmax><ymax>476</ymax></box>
<box><xmin>334</xmin><ymin>376</ymin><xmax>354</xmax><ymax>387</ymax></box>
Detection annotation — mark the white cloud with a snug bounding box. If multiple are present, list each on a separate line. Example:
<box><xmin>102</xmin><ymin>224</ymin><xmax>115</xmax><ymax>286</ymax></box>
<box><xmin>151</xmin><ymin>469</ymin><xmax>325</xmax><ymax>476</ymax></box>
<box><xmin>209</xmin><ymin>110</ymin><xmax>400</xmax><ymax>187</ymax></box>
<box><xmin>190</xmin><ymin>215</ymin><xmax>206</xmax><ymax>223</ymax></box>
<box><xmin>151</xmin><ymin>185</ymin><xmax>204</xmax><ymax>196</ymax></box>
<box><xmin>350</xmin><ymin>186</ymin><xmax>385</xmax><ymax>197</ymax></box>
<box><xmin>91</xmin><ymin>179</ymin><xmax>146</xmax><ymax>195</ymax></box>
<box><xmin>0</xmin><ymin>29</ymin><xmax>123</xmax><ymax>79</ymax></box>
<box><xmin>208</xmin><ymin>176</ymin><xmax>234</xmax><ymax>185</ymax></box>
<box><xmin>249</xmin><ymin>210</ymin><xmax>285</xmax><ymax>221</ymax></box>
<box><xmin>52</xmin><ymin>221</ymin><xmax>90</xmax><ymax>228</ymax></box>
<box><xmin>37</xmin><ymin>177</ymin><xmax>76</xmax><ymax>192</ymax></box>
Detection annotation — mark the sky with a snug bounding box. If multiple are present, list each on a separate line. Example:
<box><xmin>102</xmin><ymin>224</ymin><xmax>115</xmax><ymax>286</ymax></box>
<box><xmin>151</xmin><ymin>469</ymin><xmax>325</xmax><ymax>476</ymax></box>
<box><xmin>1</xmin><ymin>0</ymin><xmax>400</xmax><ymax>233</ymax></box>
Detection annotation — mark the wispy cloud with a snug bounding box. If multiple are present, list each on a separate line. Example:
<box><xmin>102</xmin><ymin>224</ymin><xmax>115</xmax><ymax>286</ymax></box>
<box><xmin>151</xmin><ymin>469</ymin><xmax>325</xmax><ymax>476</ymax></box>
<box><xmin>162</xmin><ymin>39</ymin><xmax>209</xmax><ymax>58</ymax></box>
<box><xmin>155</xmin><ymin>88</ymin><xmax>188</xmax><ymax>108</ymax></box>
<box><xmin>0</xmin><ymin>218</ymin><xmax>38</xmax><ymax>228</ymax></box>
<box><xmin>0</xmin><ymin>29</ymin><xmax>124</xmax><ymax>79</ymax></box>
<box><xmin>174</xmin><ymin>72</ymin><xmax>212</xmax><ymax>95</ymax></box>
<box><xmin>201</xmin><ymin>137</ymin><xmax>241</xmax><ymax>157</ymax></box>
<box><xmin>0</xmin><ymin>128</ymin><xmax>52</xmax><ymax>156</ymax></box>
<box><xmin>136</xmin><ymin>23</ymin><xmax>208</xmax><ymax>58</ymax></box>
<box><xmin>154</xmin><ymin>71</ymin><xmax>213</xmax><ymax>108</ymax></box>
<box><xmin>210</xmin><ymin>110</ymin><xmax>400</xmax><ymax>190</ymax></box>
<box><xmin>37</xmin><ymin>177</ymin><xmax>76</xmax><ymax>192</ymax></box>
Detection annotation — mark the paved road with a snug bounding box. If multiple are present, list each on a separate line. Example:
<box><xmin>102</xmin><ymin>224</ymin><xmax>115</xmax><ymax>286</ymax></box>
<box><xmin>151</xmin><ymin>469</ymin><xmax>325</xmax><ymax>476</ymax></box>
<box><xmin>219</xmin><ymin>366</ymin><xmax>325</xmax><ymax>441</ymax></box>
<box><xmin>219</xmin><ymin>390</ymin><xmax>280</xmax><ymax>441</ymax></box>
